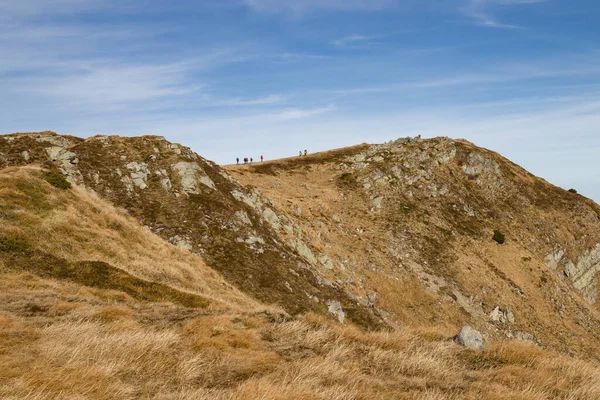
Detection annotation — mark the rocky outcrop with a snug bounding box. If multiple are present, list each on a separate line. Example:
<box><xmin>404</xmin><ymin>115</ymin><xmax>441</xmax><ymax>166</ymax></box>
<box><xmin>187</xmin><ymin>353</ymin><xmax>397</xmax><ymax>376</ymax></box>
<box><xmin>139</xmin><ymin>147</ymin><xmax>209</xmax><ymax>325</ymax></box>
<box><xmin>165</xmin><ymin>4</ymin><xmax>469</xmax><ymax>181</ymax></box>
<box><xmin>545</xmin><ymin>244</ymin><xmax>600</xmax><ymax>303</ymax></box>
<box><xmin>172</xmin><ymin>161</ymin><xmax>215</xmax><ymax>194</ymax></box>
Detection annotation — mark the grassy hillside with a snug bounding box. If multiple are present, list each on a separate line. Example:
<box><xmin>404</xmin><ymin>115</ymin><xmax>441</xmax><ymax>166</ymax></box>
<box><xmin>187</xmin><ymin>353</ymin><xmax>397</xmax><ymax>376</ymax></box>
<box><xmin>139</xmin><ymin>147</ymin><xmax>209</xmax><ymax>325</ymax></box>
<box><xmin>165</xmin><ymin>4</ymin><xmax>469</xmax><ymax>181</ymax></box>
<box><xmin>3</xmin><ymin>134</ymin><xmax>600</xmax><ymax>398</ymax></box>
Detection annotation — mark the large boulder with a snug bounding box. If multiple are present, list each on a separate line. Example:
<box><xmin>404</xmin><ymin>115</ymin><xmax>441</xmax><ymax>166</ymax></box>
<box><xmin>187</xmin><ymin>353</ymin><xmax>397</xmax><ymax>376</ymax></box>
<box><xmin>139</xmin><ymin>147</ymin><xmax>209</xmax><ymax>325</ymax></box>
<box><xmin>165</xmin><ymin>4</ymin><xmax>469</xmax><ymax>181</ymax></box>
<box><xmin>454</xmin><ymin>326</ymin><xmax>484</xmax><ymax>350</ymax></box>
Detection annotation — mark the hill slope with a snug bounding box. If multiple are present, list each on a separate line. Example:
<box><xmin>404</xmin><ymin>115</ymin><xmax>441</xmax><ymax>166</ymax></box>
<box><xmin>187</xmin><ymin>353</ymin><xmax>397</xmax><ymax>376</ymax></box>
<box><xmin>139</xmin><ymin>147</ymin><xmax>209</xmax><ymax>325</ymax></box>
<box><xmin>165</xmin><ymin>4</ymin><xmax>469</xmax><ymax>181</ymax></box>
<box><xmin>3</xmin><ymin>133</ymin><xmax>600</xmax><ymax>398</ymax></box>
<box><xmin>227</xmin><ymin>136</ymin><xmax>600</xmax><ymax>357</ymax></box>
<box><xmin>0</xmin><ymin>132</ymin><xmax>381</xmax><ymax>328</ymax></box>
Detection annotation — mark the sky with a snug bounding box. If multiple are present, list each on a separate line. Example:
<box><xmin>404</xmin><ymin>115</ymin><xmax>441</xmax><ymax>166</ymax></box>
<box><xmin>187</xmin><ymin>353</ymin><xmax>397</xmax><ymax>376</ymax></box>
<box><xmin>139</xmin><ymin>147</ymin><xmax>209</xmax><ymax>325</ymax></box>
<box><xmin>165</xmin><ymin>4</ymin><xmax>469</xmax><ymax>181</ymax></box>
<box><xmin>1</xmin><ymin>0</ymin><xmax>600</xmax><ymax>201</ymax></box>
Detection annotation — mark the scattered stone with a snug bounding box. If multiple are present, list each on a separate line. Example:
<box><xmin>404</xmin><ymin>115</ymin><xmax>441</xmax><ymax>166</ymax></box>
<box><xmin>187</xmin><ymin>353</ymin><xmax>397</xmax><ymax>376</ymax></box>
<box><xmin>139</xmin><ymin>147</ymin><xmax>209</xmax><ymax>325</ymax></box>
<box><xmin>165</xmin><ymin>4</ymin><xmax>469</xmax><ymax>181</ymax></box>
<box><xmin>171</xmin><ymin>235</ymin><xmax>193</xmax><ymax>251</ymax></box>
<box><xmin>463</xmin><ymin>205</ymin><xmax>475</xmax><ymax>217</ymax></box>
<box><xmin>372</xmin><ymin>197</ymin><xmax>383</xmax><ymax>210</ymax></box>
<box><xmin>126</xmin><ymin>162</ymin><xmax>149</xmax><ymax>190</ymax></box>
<box><xmin>454</xmin><ymin>326</ymin><xmax>484</xmax><ymax>350</ymax></box>
<box><xmin>506</xmin><ymin>309</ymin><xmax>515</xmax><ymax>324</ymax></box>
<box><xmin>332</xmin><ymin>215</ymin><xmax>342</xmax><ymax>223</ymax></box>
<box><xmin>246</xmin><ymin>236</ymin><xmax>265</xmax><ymax>245</ymax></box>
<box><xmin>490</xmin><ymin>306</ymin><xmax>504</xmax><ymax>323</ymax></box>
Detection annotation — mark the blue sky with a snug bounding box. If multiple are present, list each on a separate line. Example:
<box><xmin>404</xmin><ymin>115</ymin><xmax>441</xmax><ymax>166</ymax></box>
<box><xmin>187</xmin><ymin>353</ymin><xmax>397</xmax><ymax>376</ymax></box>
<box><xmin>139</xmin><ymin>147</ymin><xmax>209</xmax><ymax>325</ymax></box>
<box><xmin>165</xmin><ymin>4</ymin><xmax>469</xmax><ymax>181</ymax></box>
<box><xmin>2</xmin><ymin>0</ymin><xmax>600</xmax><ymax>201</ymax></box>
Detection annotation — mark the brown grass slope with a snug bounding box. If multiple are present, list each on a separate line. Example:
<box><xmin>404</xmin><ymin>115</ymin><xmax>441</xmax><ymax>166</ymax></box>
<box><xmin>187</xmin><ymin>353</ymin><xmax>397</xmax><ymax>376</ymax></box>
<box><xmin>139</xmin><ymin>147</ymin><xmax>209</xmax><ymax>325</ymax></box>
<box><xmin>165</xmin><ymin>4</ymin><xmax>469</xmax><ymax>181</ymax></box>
<box><xmin>227</xmin><ymin>136</ymin><xmax>600</xmax><ymax>357</ymax></box>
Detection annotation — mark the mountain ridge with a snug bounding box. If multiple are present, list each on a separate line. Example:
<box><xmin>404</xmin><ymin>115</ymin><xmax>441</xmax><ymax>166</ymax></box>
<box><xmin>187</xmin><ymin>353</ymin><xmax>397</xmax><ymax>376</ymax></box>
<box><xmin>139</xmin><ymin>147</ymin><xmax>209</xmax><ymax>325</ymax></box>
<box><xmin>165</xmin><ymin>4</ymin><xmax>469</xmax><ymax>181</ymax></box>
<box><xmin>3</xmin><ymin>131</ymin><xmax>600</xmax><ymax>355</ymax></box>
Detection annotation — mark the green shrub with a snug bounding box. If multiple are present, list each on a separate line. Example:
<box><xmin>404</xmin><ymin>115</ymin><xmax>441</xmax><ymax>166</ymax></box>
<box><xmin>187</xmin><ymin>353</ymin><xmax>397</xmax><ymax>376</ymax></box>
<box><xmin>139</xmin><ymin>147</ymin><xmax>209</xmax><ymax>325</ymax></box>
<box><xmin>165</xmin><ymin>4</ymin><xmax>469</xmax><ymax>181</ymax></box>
<box><xmin>0</xmin><ymin>237</ymin><xmax>28</xmax><ymax>253</ymax></box>
<box><xmin>492</xmin><ymin>230</ymin><xmax>505</xmax><ymax>245</ymax></box>
<box><xmin>568</xmin><ymin>188</ymin><xmax>577</xmax><ymax>194</ymax></box>
<box><xmin>44</xmin><ymin>171</ymin><xmax>71</xmax><ymax>190</ymax></box>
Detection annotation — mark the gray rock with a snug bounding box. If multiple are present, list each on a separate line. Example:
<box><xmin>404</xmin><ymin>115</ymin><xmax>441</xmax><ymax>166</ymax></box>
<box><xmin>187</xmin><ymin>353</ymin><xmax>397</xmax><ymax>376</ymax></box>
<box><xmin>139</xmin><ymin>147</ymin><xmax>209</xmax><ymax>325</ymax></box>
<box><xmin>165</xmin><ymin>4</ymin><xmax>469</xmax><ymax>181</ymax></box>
<box><xmin>327</xmin><ymin>300</ymin><xmax>345</xmax><ymax>323</ymax></box>
<box><xmin>506</xmin><ymin>309</ymin><xmax>515</xmax><ymax>324</ymax></box>
<box><xmin>235</xmin><ymin>210</ymin><xmax>252</xmax><ymax>226</ymax></box>
<box><xmin>172</xmin><ymin>161</ymin><xmax>215</xmax><ymax>194</ymax></box>
<box><xmin>372</xmin><ymin>197</ymin><xmax>383</xmax><ymax>210</ymax></box>
<box><xmin>126</xmin><ymin>162</ymin><xmax>149</xmax><ymax>190</ymax></box>
<box><xmin>454</xmin><ymin>326</ymin><xmax>484</xmax><ymax>350</ymax></box>
<box><xmin>290</xmin><ymin>238</ymin><xmax>317</xmax><ymax>265</ymax></box>
<box><xmin>262</xmin><ymin>207</ymin><xmax>281</xmax><ymax>231</ymax></box>
<box><xmin>489</xmin><ymin>306</ymin><xmax>503</xmax><ymax>323</ymax></box>
<box><xmin>332</xmin><ymin>215</ymin><xmax>342</xmax><ymax>223</ymax></box>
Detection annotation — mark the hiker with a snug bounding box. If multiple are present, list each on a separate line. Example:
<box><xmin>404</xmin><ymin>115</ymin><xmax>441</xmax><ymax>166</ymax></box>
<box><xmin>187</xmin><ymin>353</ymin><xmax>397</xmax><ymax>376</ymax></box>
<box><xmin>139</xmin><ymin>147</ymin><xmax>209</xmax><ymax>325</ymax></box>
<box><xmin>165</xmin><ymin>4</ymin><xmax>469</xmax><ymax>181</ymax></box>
<box><xmin>236</xmin><ymin>157</ymin><xmax>239</xmax><ymax>165</ymax></box>
<box><xmin>304</xmin><ymin>149</ymin><xmax>307</xmax><ymax>156</ymax></box>
<box><xmin>250</xmin><ymin>157</ymin><xmax>253</xmax><ymax>163</ymax></box>
<box><xmin>244</xmin><ymin>157</ymin><xmax>248</xmax><ymax>164</ymax></box>
<box><xmin>299</xmin><ymin>150</ymin><xmax>302</xmax><ymax>157</ymax></box>
<box><xmin>260</xmin><ymin>155</ymin><xmax>264</xmax><ymax>162</ymax></box>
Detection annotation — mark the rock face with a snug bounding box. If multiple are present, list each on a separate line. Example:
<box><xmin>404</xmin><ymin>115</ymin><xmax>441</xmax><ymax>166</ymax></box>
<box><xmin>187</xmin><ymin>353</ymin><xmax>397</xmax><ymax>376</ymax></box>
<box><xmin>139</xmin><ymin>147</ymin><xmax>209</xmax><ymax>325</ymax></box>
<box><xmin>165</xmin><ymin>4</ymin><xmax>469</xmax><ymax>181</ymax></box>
<box><xmin>454</xmin><ymin>326</ymin><xmax>484</xmax><ymax>350</ymax></box>
<box><xmin>545</xmin><ymin>244</ymin><xmax>600</xmax><ymax>303</ymax></box>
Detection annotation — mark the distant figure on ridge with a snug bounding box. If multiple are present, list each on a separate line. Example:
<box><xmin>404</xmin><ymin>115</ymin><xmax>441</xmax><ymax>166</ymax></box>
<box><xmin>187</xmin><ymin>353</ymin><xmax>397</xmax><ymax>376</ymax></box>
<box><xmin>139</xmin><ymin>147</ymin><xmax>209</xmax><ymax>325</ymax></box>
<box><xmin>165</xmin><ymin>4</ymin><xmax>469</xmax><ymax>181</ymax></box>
<box><xmin>304</xmin><ymin>149</ymin><xmax>307</xmax><ymax>156</ymax></box>
<box><xmin>260</xmin><ymin>155</ymin><xmax>264</xmax><ymax>162</ymax></box>
<box><xmin>244</xmin><ymin>157</ymin><xmax>248</xmax><ymax>164</ymax></box>
<box><xmin>299</xmin><ymin>150</ymin><xmax>302</xmax><ymax>157</ymax></box>
<box><xmin>236</xmin><ymin>157</ymin><xmax>239</xmax><ymax>165</ymax></box>
<box><xmin>250</xmin><ymin>157</ymin><xmax>253</xmax><ymax>163</ymax></box>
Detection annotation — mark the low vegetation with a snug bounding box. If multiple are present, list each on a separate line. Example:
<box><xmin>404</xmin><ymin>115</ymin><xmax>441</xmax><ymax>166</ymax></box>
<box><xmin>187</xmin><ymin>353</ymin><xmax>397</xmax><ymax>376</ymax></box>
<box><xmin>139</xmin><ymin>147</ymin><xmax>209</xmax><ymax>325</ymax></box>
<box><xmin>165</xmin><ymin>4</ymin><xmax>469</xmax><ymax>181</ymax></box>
<box><xmin>492</xmin><ymin>229</ymin><xmax>505</xmax><ymax>245</ymax></box>
<box><xmin>43</xmin><ymin>170</ymin><xmax>72</xmax><ymax>190</ymax></box>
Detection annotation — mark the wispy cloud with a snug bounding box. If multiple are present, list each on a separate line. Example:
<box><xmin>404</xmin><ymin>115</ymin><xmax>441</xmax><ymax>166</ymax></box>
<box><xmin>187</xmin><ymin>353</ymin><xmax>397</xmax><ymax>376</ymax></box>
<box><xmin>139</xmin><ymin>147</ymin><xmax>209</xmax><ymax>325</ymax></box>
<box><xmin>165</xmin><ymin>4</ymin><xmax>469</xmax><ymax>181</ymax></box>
<box><xmin>462</xmin><ymin>0</ymin><xmax>547</xmax><ymax>28</ymax></box>
<box><xmin>327</xmin><ymin>62</ymin><xmax>600</xmax><ymax>96</ymax></box>
<box><xmin>331</xmin><ymin>34</ymin><xmax>377</xmax><ymax>47</ymax></box>
<box><xmin>242</xmin><ymin>0</ymin><xmax>396</xmax><ymax>15</ymax></box>
<box><xmin>215</xmin><ymin>95</ymin><xmax>284</xmax><ymax>107</ymax></box>
<box><xmin>15</xmin><ymin>62</ymin><xmax>201</xmax><ymax>108</ymax></box>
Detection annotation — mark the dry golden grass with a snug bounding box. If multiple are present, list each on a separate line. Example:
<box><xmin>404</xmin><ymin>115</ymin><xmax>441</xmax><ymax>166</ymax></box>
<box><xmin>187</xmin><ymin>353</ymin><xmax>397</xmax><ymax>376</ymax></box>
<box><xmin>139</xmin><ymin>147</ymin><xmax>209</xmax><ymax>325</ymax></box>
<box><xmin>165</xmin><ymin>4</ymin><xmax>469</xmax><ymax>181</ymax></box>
<box><xmin>2</xmin><ymin>271</ymin><xmax>600</xmax><ymax>400</ymax></box>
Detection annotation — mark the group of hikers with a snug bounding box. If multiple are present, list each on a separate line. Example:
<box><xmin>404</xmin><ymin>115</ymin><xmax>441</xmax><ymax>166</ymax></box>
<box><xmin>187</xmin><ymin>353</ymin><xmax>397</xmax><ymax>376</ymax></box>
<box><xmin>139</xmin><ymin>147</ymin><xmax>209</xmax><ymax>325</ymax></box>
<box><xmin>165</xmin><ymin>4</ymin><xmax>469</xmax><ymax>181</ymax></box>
<box><xmin>236</xmin><ymin>155</ymin><xmax>263</xmax><ymax>164</ymax></box>
<box><xmin>235</xmin><ymin>150</ymin><xmax>308</xmax><ymax>165</ymax></box>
